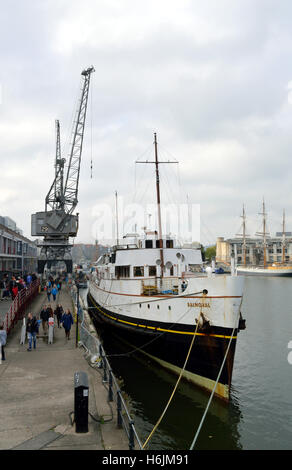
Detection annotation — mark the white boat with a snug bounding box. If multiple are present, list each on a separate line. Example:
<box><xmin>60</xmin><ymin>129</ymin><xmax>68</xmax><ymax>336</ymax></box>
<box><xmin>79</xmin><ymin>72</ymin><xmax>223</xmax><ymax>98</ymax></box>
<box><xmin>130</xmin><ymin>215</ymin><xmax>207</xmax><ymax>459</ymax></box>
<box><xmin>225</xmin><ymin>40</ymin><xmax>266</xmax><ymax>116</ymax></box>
<box><xmin>237</xmin><ymin>265</ymin><xmax>292</xmax><ymax>276</ymax></box>
<box><xmin>88</xmin><ymin>134</ymin><xmax>246</xmax><ymax>400</ymax></box>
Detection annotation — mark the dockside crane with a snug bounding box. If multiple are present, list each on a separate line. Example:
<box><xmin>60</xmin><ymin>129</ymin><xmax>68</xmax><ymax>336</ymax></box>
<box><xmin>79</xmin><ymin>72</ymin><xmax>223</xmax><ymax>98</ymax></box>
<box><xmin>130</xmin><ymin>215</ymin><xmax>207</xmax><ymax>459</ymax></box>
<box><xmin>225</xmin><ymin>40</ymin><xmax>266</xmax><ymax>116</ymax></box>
<box><xmin>31</xmin><ymin>66</ymin><xmax>95</xmax><ymax>274</ymax></box>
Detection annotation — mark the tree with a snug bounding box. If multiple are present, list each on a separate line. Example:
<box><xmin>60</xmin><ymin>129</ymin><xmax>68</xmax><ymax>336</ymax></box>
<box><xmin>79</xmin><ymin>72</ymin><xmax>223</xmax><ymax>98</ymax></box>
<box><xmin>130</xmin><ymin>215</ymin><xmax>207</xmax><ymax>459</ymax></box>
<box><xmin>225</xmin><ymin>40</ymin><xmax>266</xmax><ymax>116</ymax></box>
<box><xmin>204</xmin><ymin>245</ymin><xmax>216</xmax><ymax>261</ymax></box>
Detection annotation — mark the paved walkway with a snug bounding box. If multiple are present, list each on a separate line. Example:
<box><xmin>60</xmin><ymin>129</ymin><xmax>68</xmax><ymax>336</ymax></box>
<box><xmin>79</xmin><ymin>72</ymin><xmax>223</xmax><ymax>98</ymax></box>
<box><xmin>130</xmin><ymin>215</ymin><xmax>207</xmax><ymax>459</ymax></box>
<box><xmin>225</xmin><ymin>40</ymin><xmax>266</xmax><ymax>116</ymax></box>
<box><xmin>0</xmin><ymin>287</ymin><xmax>129</xmax><ymax>450</ymax></box>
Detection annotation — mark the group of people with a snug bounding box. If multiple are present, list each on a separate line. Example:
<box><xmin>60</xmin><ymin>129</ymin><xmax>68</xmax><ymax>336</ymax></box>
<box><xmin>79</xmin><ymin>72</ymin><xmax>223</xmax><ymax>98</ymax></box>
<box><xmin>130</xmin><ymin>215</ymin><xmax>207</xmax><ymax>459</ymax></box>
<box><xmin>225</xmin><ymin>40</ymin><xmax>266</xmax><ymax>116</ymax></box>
<box><xmin>44</xmin><ymin>278</ymin><xmax>62</xmax><ymax>302</ymax></box>
<box><xmin>26</xmin><ymin>304</ymin><xmax>74</xmax><ymax>350</ymax></box>
<box><xmin>40</xmin><ymin>304</ymin><xmax>65</xmax><ymax>331</ymax></box>
<box><xmin>0</xmin><ymin>273</ymin><xmax>38</xmax><ymax>300</ymax></box>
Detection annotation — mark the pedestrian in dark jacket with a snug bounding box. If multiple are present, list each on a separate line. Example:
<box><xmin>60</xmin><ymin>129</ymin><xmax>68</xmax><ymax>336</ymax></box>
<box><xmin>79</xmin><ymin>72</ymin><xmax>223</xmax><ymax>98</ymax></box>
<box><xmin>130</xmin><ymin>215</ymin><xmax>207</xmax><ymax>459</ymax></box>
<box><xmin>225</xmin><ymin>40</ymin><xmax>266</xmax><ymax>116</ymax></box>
<box><xmin>26</xmin><ymin>313</ymin><xmax>38</xmax><ymax>351</ymax></box>
<box><xmin>46</xmin><ymin>286</ymin><xmax>52</xmax><ymax>301</ymax></box>
<box><xmin>0</xmin><ymin>324</ymin><xmax>7</xmax><ymax>361</ymax></box>
<box><xmin>40</xmin><ymin>305</ymin><xmax>49</xmax><ymax>333</ymax></box>
<box><xmin>61</xmin><ymin>309</ymin><xmax>74</xmax><ymax>340</ymax></box>
<box><xmin>54</xmin><ymin>304</ymin><xmax>63</xmax><ymax>328</ymax></box>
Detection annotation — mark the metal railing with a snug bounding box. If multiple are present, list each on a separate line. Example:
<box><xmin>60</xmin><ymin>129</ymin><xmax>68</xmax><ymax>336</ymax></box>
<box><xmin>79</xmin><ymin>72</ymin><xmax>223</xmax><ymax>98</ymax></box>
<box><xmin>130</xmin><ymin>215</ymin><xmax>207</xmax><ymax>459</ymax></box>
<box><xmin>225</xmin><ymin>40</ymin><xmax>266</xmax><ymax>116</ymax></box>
<box><xmin>98</xmin><ymin>343</ymin><xmax>143</xmax><ymax>450</ymax></box>
<box><xmin>4</xmin><ymin>279</ymin><xmax>40</xmax><ymax>334</ymax></box>
<box><xmin>70</xmin><ymin>283</ymin><xmax>143</xmax><ymax>450</ymax></box>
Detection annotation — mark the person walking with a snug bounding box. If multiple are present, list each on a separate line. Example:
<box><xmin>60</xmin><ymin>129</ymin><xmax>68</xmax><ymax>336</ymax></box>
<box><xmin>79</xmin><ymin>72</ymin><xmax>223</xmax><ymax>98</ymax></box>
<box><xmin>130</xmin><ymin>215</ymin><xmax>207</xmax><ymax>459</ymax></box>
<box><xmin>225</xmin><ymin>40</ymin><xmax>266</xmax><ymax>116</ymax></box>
<box><xmin>0</xmin><ymin>279</ymin><xmax>4</xmax><ymax>301</ymax></box>
<box><xmin>46</xmin><ymin>304</ymin><xmax>54</xmax><ymax>319</ymax></box>
<box><xmin>54</xmin><ymin>304</ymin><xmax>63</xmax><ymax>328</ymax></box>
<box><xmin>12</xmin><ymin>284</ymin><xmax>18</xmax><ymax>300</ymax></box>
<box><xmin>48</xmin><ymin>313</ymin><xmax>54</xmax><ymax>328</ymax></box>
<box><xmin>46</xmin><ymin>285</ymin><xmax>52</xmax><ymax>302</ymax></box>
<box><xmin>61</xmin><ymin>309</ymin><xmax>74</xmax><ymax>340</ymax></box>
<box><xmin>48</xmin><ymin>313</ymin><xmax>54</xmax><ymax>345</ymax></box>
<box><xmin>0</xmin><ymin>324</ymin><xmax>7</xmax><ymax>362</ymax></box>
<box><xmin>40</xmin><ymin>305</ymin><xmax>49</xmax><ymax>334</ymax></box>
<box><xmin>26</xmin><ymin>313</ymin><xmax>38</xmax><ymax>351</ymax></box>
<box><xmin>51</xmin><ymin>285</ymin><xmax>58</xmax><ymax>302</ymax></box>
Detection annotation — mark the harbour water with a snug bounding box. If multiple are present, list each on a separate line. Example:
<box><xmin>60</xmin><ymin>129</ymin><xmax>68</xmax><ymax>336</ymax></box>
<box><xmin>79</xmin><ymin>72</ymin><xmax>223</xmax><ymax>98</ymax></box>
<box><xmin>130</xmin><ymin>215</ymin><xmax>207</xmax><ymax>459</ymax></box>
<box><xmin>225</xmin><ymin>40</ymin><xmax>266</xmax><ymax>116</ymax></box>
<box><xmin>86</xmin><ymin>276</ymin><xmax>292</xmax><ymax>450</ymax></box>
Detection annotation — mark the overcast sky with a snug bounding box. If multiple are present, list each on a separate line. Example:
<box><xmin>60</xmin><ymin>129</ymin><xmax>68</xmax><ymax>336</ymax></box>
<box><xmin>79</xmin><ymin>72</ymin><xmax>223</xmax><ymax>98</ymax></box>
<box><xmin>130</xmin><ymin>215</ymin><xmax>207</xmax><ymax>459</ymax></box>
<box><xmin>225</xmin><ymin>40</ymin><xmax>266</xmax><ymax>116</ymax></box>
<box><xmin>1</xmin><ymin>0</ymin><xmax>292</xmax><ymax>246</ymax></box>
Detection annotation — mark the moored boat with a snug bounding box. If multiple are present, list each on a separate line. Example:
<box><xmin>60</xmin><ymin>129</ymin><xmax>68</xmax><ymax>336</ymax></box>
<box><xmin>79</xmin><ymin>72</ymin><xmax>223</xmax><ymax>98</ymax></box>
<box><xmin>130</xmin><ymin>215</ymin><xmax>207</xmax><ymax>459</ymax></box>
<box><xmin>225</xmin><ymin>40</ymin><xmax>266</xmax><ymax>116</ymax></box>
<box><xmin>88</xmin><ymin>134</ymin><xmax>246</xmax><ymax>400</ymax></box>
<box><xmin>236</xmin><ymin>203</ymin><xmax>292</xmax><ymax>276</ymax></box>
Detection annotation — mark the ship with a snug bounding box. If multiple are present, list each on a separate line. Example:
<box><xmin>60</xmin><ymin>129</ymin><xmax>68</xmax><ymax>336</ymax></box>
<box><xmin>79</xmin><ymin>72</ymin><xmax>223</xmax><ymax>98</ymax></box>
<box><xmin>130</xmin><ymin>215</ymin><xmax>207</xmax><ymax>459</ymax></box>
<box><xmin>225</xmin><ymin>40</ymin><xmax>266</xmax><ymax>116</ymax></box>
<box><xmin>88</xmin><ymin>134</ymin><xmax>246</xmax><ymax>400</ymax></box>
<box><xmin>236</xmin><ymin>202</ymin><xmax>292</xmax><ymax>277</ymax></box>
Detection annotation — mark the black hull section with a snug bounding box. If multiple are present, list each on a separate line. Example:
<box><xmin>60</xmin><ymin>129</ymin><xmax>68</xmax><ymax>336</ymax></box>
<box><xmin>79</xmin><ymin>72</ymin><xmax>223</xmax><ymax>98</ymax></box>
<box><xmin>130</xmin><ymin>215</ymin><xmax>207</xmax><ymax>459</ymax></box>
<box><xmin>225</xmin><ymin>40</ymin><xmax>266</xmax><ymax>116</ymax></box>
<box><xmin>88</xmin><ymin>294</ymin><xmax>238</xmax><ymax>400</ymax></box>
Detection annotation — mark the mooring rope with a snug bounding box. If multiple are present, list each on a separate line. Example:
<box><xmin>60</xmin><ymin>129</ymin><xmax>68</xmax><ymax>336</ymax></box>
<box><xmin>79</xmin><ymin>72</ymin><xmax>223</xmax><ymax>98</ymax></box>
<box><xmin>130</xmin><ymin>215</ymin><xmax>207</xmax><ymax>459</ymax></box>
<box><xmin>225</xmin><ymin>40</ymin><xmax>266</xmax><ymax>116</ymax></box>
<box><xmin>189</xmin><ymin>310</ymin><xmax>240</xmax><ymax>450</ymax></box>
<box><xmin>142</xmin><ymin>311</ymin><xmax>202</xmax><ymax>449</ymax></box>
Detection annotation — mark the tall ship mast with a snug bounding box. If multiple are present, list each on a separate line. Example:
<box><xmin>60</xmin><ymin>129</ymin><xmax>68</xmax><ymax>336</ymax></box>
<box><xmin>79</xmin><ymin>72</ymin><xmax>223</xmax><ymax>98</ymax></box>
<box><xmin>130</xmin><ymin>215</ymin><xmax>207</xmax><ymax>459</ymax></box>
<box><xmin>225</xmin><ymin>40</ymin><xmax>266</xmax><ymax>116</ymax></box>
<box><xmin>255</xmin><ymin>199</ymin><xmax>269</xmax><ymax>268</ymax></box>
<box><xmin>282</xmin><ymin>209</ymin><xmax>286</xmax><ymax>264</ymax></box>
<box><xmin>236</xmin><ymin>204</ymin><xmax>248</xmax><ymax>267</ymax></box>
<box><xmin>88</xmin><ymin>133</ymin><xmax>246</xmax><ymax>401</ymax></box>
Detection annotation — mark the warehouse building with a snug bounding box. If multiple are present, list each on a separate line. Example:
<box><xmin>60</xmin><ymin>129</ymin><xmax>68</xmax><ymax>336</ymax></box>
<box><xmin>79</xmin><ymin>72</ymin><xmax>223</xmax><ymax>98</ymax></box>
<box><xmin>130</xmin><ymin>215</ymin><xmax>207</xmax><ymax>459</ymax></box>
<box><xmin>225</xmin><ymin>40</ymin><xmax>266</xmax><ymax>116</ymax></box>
<box><xmin>0</xmin><ymin>216</ymin><xmax>37</xmax><ymax>276</ymax></box>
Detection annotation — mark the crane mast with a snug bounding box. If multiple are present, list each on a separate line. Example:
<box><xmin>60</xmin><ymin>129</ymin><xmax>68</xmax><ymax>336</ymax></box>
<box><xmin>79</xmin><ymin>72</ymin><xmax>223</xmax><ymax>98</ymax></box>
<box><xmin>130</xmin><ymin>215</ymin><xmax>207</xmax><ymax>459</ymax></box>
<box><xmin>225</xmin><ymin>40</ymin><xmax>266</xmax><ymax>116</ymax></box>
<box><xmin>45</xmin><ymin>119</ymin><xmax>66</xmax><ymax>211</ymax></box>
<box><xmin>64</xmin><ymin>66</ymin><xmax>94</xmax><ymax>215</ymax></box>
<box><xmin>31</xmin><ymin>66</ymin><xmax>95</xmax><ymax>274</ymax></box>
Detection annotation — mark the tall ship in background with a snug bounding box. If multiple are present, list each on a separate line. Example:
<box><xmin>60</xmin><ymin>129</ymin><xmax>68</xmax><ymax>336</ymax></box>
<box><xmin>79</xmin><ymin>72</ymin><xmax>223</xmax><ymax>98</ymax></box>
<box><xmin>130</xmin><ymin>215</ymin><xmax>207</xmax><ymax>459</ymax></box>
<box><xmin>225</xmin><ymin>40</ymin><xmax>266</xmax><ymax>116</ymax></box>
<box><xmin>88</xmin><ymin>134</ymin><xmax>246</xmax><ymax>400</ymax></box>
<box><xmin>236</xmin><ymin>202</ymin><xmax>292</xmax><ymax>277</ymax></box>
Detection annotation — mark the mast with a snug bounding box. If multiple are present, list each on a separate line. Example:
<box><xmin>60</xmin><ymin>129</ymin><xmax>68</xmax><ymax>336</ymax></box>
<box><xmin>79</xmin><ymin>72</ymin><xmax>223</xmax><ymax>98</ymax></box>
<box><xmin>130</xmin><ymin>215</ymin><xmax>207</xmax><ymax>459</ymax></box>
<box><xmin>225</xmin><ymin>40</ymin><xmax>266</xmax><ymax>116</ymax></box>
<box><xmin>241</xmin><ymin>205</ymin><xmax>247</xmax><ymax>266</ymax></box>
<box><xmin>115</xmin><ymin>190</ymin><xmax>119</xmax><ymax>246</ymax></box>
<box><xmin>154</xmin><ymin>133</ymin><xmax>164</xmax><ymax>277</ymax></box>
<box><xmin>282</xmin><ymin>209</ymin><xmax>286</xmax><ymax>264</ymax></box>
<box><xmin>135</xmin><ymin>133</ymin><xmax>178</xmax><ymax>279</ymax></box>
<box><xmin>256</xmin><ymin>199</ymin><xmax>267</xmax><ymax>268</ymax></box>
<box><xmin>263</xmin><ymin>200</ymin><xmax>267</xmax><ymax>268</ymax></box>
<box><xmin>236</xmin><ymin>203</ymin><xmax>249</xmax><ymax>266</ymax></box>
<box><xmin>255</xmin><ymin>199</ymin><xmax>270</xmax><ymax>267</ymax></box>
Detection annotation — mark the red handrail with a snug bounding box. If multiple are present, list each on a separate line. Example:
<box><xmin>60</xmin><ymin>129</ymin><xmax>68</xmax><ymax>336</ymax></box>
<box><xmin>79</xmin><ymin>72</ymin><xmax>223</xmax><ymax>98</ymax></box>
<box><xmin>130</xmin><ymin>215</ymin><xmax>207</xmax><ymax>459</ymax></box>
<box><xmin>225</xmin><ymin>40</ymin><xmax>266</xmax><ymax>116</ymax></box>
<box><xmin>4</xmin><ymin>279</ymin><xmax>40</xmax><ymax>334</ymax></box>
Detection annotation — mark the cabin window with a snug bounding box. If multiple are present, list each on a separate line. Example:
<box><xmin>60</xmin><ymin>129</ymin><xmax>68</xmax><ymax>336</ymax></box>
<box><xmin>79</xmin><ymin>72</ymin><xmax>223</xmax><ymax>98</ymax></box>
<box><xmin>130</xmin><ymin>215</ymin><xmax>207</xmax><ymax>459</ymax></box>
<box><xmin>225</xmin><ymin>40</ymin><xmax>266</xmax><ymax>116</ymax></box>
<box><xmin>156</xmin><ymin>240</ymin><xmax>161</xmax><ymax>248</ymax></box>
<box><xmin>157</xmin><ymin>305</ymin><xmax>160</xmax><ymax>309</ymax></box>
<box><xmin>145</xmin><ymin>240</ymin><xmax>153</xmax><ymax>249</ymax></box>
<box><xmin>134</xmin><ymin>266</ymin><xmax>144</xmax><ymax>277</ymax></box>
<box><xmin>139</xmin><ymin>303</ymin><xmax>141</xmax><ymax>308</ymax></box>
<box><xmin>149</xmin><ymin>266</ymin><xmax>156</xmax><ymax>276</ymax></box>
<box><xmin>147</xmin><ymin>304</ymin><xmax>150</xmax><ymax>309</ymax></box>
<box><xmin>166</xmin><ymin>240</ymin><xmax>173</xmax><ymax>248</ymax></box>
<box><xmin>168</xmin><ymin>306</ymin><xmax>171</xmax><ymax>311</ymax></box>
<box><xmin>115</xmin><ymin>266</ymin><xmax>130</xmax><ymax>279</ymax></box>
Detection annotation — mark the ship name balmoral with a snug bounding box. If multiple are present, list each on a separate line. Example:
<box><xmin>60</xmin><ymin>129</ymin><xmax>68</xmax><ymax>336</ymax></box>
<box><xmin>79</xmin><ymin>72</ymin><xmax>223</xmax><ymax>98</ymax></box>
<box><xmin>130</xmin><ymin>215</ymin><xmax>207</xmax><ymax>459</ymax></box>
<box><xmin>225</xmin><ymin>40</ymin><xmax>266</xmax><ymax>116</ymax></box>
<box><xmin>187</xmin><ymin>302</ymin><xmax>211</xmax><ymax>308</ymax></box>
